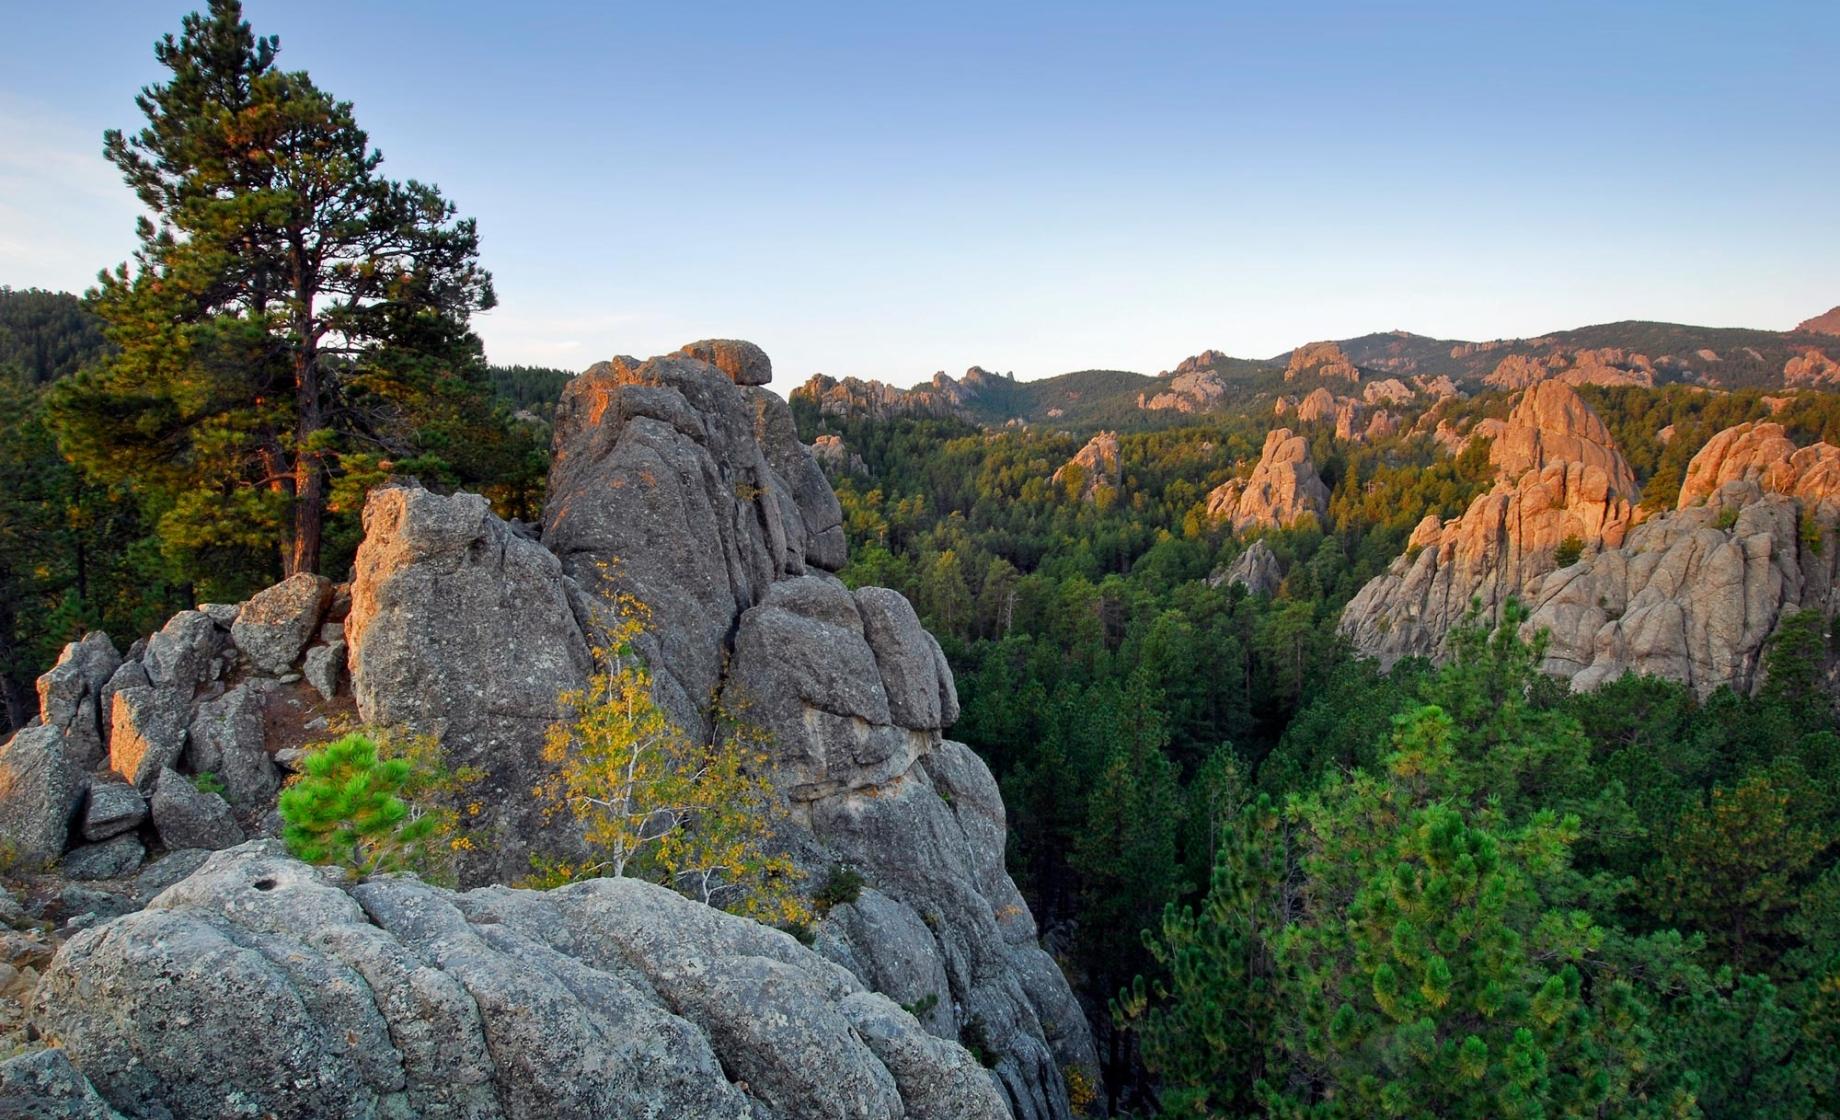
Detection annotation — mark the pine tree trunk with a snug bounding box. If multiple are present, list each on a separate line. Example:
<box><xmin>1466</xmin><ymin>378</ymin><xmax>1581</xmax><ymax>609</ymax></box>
<box><xmin>287</xmin><ymin>242</ymin><xmax>322</xmax><ymax>578</ymax></box>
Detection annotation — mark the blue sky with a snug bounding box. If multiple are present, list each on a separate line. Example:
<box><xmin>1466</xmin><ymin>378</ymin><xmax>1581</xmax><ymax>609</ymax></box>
<box><xmin>2</xmin><ymin>1</ymin><xmax>1835</xmax><ymax>390</ymax></box>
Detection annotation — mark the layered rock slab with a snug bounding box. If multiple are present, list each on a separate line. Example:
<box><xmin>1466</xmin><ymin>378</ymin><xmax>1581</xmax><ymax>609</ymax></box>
<box><xmin>31</xmin><ymin>842</ymin><xmax>1008</xmax><ymax>1120</ymax></box>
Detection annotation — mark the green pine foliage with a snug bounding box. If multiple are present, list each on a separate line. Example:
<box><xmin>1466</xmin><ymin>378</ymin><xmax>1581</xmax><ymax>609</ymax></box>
<box><xmin>277</xmin><ymin>732</ymin><xmax>455</xmax><ymax>881</ymax></box>
<box><xmin>47</xmin><ymin>0</ymin><xmax>538</xmax><ymax>596</ymax></box>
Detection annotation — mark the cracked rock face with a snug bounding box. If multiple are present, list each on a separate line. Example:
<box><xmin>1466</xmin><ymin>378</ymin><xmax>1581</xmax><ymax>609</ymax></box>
<box><xmin>32</xmin><ymin>842</ymin><xmax>1009</xmax><ymax>1120</ymax></box>
<box><xmin>337</xmin><ymin>343</ymin><xmax>1098</xmax><ymax>1118</ymax></box>
<box><xmin>346</xmin><ymin>485</ymin><xmax>595</xmax><ymax>884</ymax></box>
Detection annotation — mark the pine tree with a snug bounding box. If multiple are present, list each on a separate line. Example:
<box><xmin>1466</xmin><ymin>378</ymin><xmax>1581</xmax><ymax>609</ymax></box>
<box><xmin>50</xmin><ymin>0</ymin><xmax>510</xmax><ymax>586</ymax></box>
<box><xmin>278</xmin><ymin>732</ymin><xmax>463</xmax><ymax>880</ymax></box>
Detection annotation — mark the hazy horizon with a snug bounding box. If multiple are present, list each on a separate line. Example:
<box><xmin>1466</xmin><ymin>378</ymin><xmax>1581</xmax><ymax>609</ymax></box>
<box><xmin>3</xmin><ymin>0</ymin><xmax>1836</xmax><ymax>391</ymax></box>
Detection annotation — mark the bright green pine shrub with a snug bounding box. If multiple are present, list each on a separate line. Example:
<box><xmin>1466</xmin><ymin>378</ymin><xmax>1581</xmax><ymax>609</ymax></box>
<box><xmin>278</xmin><ymin>732</ymin><xmax>458</xmax><ymax>881</ymax></box>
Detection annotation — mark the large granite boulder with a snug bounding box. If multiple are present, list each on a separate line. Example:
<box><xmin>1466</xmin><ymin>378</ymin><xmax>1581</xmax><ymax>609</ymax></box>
<box><xmin>0</xmin><ymin>725</ymin><xmax>86</xmax><ymax>866</ymax></box>
<box><xmin>31</xmin><ymin>842</ymin><xmax>1008</xmax><ymax>1120</ymax></box>
<box><xmin>184</xmin><ymin>680</ymin><xmax>279</xmax><ymax>807</ymax></box>
<box><xmin>347</xmin><ymin>486</ymin><xmax>594</xmax><ymax>884</ymax></box>
<box><xmin>232</xmin><ymin>573</ymin><xmax>332</xmax><ymax>675</ymax></box>
<box><xmin>1211</xmin><ymin>539</ymin><xmax>1283</xmax><ymax>596</ymax></box>
<box><xmin>34</xmin><ymin>632</ymin><xmax>120</xmax><ymax>770</ymax></box>
<box><xmin>147</xmin><ymin>767</ymin><xmax>243</xmax><ymax>851</ymax></box>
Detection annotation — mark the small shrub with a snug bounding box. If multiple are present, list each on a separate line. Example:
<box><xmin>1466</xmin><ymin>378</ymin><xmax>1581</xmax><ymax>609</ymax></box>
<box><xmin>901</xmin><ymin>992</ymin><xmax>940</xmax><ymax>1018</ymax></box>
<box><xmin>278</xmin><ymin>732</ymin><xmax>467</xmax><ymax>882</ymax></box>
<box><xmin>1715</xmin><ymin>506</ymin><xmax>1740</xmax><ymax>531</ymax></box>
<box><xmin>193</xmin><ymin>771</ymin><xmax>227</xmax><ymax>798</ymax></box>
<box><xmin>814</xmin><ymin>863</ymin><xmax>865</xmax><ymax>913</ymax></box>
<box><xmin>1063</xmin><ymin>1065</ymin><xmax>1098</xmax><ymax>1114</ymax></box>
<box><xmin>960</xmin><ymin>1014</ymin><xmax>999</xmax><ymax>1068</ymax></box>
<box><xmin>1553</xmin><ymin>534</ymin><xmax>1585</xmax><ymax>567</ymax></box>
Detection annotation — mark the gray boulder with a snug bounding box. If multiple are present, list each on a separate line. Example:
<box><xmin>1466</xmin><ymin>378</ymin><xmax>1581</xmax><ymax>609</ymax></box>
<box><xmin>1212</xmin><ymin>539</ymin><xmax>1283</xmax><ymax>597</ymax></box>
<box><xmin>303</xmin><ymin>640</ymin><xmax>346</xmax><ymax>700</ymax></box>
<box><xmin>346</xmin><ymin>486</ymin><xmax>593</xmax><ymax>883</ymax></box>
<box><xmin>147</xmin><ymin>768</ymin><xmax>242</xmax><ymax>851</ymax></box>
<box><xmin>856</xmin><ymin>587</ymin><xmax>952</xmax><ymax>730</ymax></box>
<box><xmin>0</xmin><ymin>1048</ymin><xmax>125</xmax><ymax>1120</ymax></box>
<box><xmin>0</xmin><ymin>726</ymin><xmax>86</xmax><ymax>867</ymax></box>
<box><xmin>34</xmin><ymin>632</ymin><xmax>120</xmax><ymax>770</ymax></box>
<box><xmin>33</xmin><ymin>842</ymin><xmax>1009</xmax><ymax>1120</ymax></box>
<box><xmin>80</xmin><ymin>781</ymin><xmax>146</xmax><ymax>843</ymax></box>
<box><xmin>61</xmin><ymin>835</ymin><xmax>145</xmax><ymax>882</ymax></box>
<box><xmin>232</xmin><ymin>573</ymin><xmax>332</xmax><ymax>674</ymax></box>
<box><xmin>106</xmin><ymin>685</ymin><xmax>189</xmax><ymax>789</ymax></box>
<box><xmin>141</xmin><ymin>609</ymin><xmax>221</xmax><ymax>693</ymax></box>
<box><xmin>184</xmin><ymin>680</ymin><xmax>279</xmax><ymax>806</ymax></box>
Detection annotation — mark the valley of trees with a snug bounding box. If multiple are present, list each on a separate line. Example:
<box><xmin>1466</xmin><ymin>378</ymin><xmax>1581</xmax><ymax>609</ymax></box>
<box><xmin>5</xmin><ymin>2</ymin><xmax>1840</xmax><ymax>1115</ymax></box>
<box><xmin>792</xmin><ymin>401</ymin><xmax>1840</xmax><ymax>1117</ymax></box>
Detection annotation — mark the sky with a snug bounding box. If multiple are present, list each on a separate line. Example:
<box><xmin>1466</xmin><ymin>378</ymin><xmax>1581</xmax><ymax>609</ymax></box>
<box><xmin>1</xmin><ymin>1</ymin><xmax>1836</xmax><ymax>392</ymax></box>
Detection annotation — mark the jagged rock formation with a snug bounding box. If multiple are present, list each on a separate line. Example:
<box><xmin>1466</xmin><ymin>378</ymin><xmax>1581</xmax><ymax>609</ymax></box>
<box><xmin>1283</xmin><ymin>341</ymin><xmax>1360</xmax><ymax>383</ymax></box>
<box><xmin>1488</xmin><ymin>382</ymin><xmax>1638</xmax><ymax>495</ymax></box>
<box><xmin>810</xmin><ymin>433</ymin><xmax>865</xmax><ymax>474</ymax></box>
<box><xmin>1052</xmin><ymin>431</ymin><xmax>1122</xmax><ymax>501</ymax></box>
<box><xmin>345</xmin><ymin>344</ymin><xmax>1097</xmax><ymax>1116</ymax></box>
<box><xmin>1485</xmin><ymin>348</ymin><xmax>1655</xmax><ymax>390</ymax></box>
<box><xmin>1138</xmin><ymin>367</ymin><xmax>1226</xmax><ymax>413</ymax></box>
<box><xmin>1340</xmin><ymin>385</ymin><xmax>1636</xmax><ymax>665</ymax></box>
<box><xmin>1797</xmin><ymin>306</ymin><xmax>1840</xmax><ymax>335</ymax></box>
<box><xmin>1784</xmin><ymin>348</ymin><xmax>1840</xmax><ymax>387</ymax></box>
<box><xmin>31</xmin><ymin>842</ymin><xmax>1010</xmax><ymax>1120</ymax></box>
<box><xmin>792</xmin><ymin>367</ymin><xmax>1005</xmax><ymax>423</ymax></box>
<box><xmin>1205</xmin><ymin>429</ymin><xmax>1330</xmax><ymax>533</ymax></box>
<box><xmin>1530</xmin><ymin>423</ymin><xmax>1840</xmax><ymax>694</ymax></box>
<box><xmin>5</xmin><ymin>341</ymin><xmax>1096</xmax><ymax>1119</ymax></box>
<box><xmin>1209</xmin><ymin>540</ymin><xmax>1283</xmax><ymax>596</ymax></box>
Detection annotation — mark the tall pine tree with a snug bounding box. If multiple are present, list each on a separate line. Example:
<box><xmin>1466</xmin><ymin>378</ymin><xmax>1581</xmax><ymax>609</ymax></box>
<box><xmin>51</xmin><ymin>0</ymin><xmax>516</xmax><ymax>585</ymax></box>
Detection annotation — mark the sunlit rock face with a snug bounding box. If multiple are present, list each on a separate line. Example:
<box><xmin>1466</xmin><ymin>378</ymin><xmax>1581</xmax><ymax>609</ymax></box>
<box><xmin>340</xmin><ymin>342</ymin><xmax>1101</xmax><ymax>1118</ymax></box>
<box><xmin>1205</xmin><ymin>428</ymin><xmax>1331</xmax><ymax>533</ymax></box>
<box><xmin>1340</xmin><ymin>384</ymin><xmax>1637</xmax><ymax>666</ymax></box>
<box><xmin>1530</xmin><ymin>421</ymin><xmax>1840</xmax><ymax>696</ymax></box>
<box><xmin>1344</xmin><ymin>399</ymin><xmax>1840</xmax><ymax>699</ymax></box>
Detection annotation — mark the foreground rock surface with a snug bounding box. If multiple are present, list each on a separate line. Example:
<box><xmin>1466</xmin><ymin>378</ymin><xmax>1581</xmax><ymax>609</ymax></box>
<box><xmin>32</xmin><ymin>842</ymin><xmax>1009</xmax><ymax>1120</ymax></box>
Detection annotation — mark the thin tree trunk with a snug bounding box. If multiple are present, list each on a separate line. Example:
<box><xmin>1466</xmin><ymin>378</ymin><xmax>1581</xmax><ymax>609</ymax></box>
<box><xmin>287</xmin><ymin>240</ymin><xmax>322</xmax><ymax>578</ymax></box>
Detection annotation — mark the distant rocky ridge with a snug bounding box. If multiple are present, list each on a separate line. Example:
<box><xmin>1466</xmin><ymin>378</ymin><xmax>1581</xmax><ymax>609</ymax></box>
<box><xmin>0</xmin><ymin>341</ymin><xmax>1098</xmax><ymax>1119</ymax></box>
<box><xmin>792</xmin><ymin>367</ymin><xmax>1011</xmax><ymax>424</ymax></box>
<box><xmin>1797</xmin><ymin>306</ymin><xmax>1840</xmax><ymax>336</ymax></box>
<box><xmin>789</xmin><ymin>318</ymin><xmax>1836</xmax><ymax>432</ymax></box>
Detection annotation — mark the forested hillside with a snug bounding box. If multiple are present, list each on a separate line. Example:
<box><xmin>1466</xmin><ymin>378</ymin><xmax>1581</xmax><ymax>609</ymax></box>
<box><xmin>797</xmin><ymin>377</ymin><xmax>1840</xmax><ymax>1114</ymax></box>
